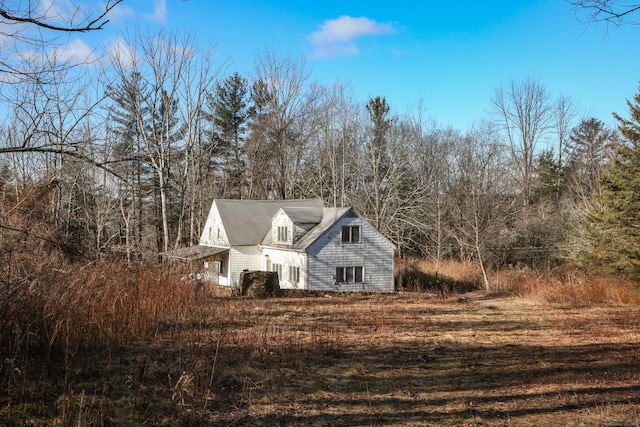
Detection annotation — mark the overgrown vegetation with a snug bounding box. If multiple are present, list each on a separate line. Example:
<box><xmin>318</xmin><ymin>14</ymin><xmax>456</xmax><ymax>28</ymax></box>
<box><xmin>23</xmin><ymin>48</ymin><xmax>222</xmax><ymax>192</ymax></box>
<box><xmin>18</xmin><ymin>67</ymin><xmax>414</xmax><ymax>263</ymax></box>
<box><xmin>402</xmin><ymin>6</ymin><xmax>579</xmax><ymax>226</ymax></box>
<box><xmin>2</xmin><ymin>259</ymin><xmax>640</xmax><ymax>425</ymax></box>
<box><xmin>1</xmin><ymin>4</ymin><xmax>640</xmax><ymax>424</ymax></box>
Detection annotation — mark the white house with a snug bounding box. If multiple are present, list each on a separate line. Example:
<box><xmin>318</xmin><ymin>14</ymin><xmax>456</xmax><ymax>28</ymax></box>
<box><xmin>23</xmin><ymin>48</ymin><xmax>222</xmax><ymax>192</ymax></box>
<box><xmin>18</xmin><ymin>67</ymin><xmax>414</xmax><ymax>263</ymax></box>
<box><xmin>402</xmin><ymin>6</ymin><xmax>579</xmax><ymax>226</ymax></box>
<box><xmin>162</xmin><ymin>199</ymin><xmax>395</xmax><ymax>292</ymax></box>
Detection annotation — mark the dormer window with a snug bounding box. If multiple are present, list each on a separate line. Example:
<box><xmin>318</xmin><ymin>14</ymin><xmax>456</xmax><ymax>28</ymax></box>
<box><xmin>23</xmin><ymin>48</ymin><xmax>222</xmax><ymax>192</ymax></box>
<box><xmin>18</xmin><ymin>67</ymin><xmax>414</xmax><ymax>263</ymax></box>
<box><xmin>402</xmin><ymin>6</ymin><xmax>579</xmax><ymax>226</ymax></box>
<box><xmin>341</xmin><ymin>225</ymin><xmax>360</xmax><ymax>243</ymax></box>
<box><xmin>277</xmin><ymin>226</ymin><xmax>288</xmax><ymax>242</ymax></box>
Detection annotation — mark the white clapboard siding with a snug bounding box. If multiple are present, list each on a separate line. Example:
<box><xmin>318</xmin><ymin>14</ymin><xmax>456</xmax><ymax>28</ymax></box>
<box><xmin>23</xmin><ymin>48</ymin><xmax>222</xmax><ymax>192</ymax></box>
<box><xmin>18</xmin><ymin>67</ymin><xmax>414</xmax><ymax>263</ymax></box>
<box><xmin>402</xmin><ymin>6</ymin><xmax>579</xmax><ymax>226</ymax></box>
<box><xmin>306</xmin><ymin>212</ymin><xmax>394</xmax><ymax>293</ymax></box>
<box><xmin>229</xmin><ymin>246</ymin><xmax>263</xmax><ymax>287</ymax></box>
<box><xmin>261</xmin><ymin>248</ymin><xmax>307</xmax><ymax>289</ymax></box>
<box><xmin>199</xmin><ymin>202</ymin><xmax>230</xmax><ymax>247</ymax></box>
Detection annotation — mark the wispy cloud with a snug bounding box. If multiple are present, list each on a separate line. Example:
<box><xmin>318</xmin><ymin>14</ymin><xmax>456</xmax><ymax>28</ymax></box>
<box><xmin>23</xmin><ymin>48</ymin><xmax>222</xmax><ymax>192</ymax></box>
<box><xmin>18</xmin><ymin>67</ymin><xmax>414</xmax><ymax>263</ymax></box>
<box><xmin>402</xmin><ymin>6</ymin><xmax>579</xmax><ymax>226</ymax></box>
<box><xmin>54</xmin><ymin>38</ymin><xmax>97</xmax><ymax>64</ymax></box>
<box><xmin>107</xmin><ymin>36</ymin><xmax>137</xmax><ymax>69</ymax></box>
<box><xmin>103</xmin><ymin>1</ymin><xmax>136</xmax><ymax>24</ymax></box>
<box><xmin>143</xmin><ymin>0</ymin><xmax>167</xmax><ymax>23</ymax></box>
<box><xmin>309</xmin><ymin>16</ymin><xmax>395</xmax><ymax>59</ymax></box>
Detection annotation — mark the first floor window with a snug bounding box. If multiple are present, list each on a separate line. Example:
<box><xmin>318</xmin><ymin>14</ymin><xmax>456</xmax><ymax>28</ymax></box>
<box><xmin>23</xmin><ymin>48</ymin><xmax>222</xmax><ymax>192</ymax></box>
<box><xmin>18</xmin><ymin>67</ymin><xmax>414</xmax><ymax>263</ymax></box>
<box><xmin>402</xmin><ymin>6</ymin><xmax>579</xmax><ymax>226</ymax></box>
<box><xmin>336</xmin><ymin>266</ymin><xmax>363</xmax><ymax>284</ymax></box>
<box><xmin>272</xmin><ymin>263</ymin><xmax>283</xmax><ymax>279</ymax></box>
<box><xmin>289</xmin><ymin>266</ymin><xmax>300</xmax><ymax>284</ymax></box>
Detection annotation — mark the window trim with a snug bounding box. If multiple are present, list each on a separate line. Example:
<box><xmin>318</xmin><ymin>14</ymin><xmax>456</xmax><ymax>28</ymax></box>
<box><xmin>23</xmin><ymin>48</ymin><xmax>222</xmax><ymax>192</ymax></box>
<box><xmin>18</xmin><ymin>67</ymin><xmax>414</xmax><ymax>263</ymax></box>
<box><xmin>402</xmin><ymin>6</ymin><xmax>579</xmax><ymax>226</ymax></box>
<box><xmin>272</xmin><ymin>263</ymin><xmax>283</xmax><ymax>279</ymax></box>
<box><xmin>335</xmin><ymin>266</ymin><xmax>364</xmax><ymax>284</ymax></box>
<box><xmin>277</xmin><ymin>226</ymin><xmax>288</xmax><ymax>243</ymax></box>
<box><xmin>289</xmin><ymin>265</ymin><xmax>300</xmax><ymax>284</ymax></box>
<box><xmin>341</xmin><ymin>225</ymin><xmax>361</xmax><ymax>243</ymax></box>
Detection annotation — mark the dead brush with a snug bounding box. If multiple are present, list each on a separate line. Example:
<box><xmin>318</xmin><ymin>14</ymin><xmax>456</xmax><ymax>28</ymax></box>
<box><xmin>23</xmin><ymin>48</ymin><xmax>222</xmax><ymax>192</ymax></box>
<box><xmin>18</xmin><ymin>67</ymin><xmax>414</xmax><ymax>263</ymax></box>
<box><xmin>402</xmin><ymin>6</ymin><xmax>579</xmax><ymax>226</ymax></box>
<box><xmin>0</xmin><ymin>260</ymin><xmax>215</xmax><ymax>411</ymax></box>
<box><xmin>396</xmin><ymin>258</ymin><xmax>483</xmax><ymax>294</ymax></box>
<box><xmin>490</xmin><ymin>265</ymin><xmax>640</xmax><ymax>305</ymax></box>
<box><xmin>532</xmin><ymin>271</ymin><xmax>640</xmax><ymax>305</ymax></box>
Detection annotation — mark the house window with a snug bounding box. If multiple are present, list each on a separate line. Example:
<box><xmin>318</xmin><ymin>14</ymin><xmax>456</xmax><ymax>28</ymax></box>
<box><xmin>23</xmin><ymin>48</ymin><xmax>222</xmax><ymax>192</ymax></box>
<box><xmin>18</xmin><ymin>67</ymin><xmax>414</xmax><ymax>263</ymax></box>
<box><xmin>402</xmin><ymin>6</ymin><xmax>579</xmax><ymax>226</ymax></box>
<box><xmin>289</xmin><ymin>266</ymin><xmax>300</xmax><ymax>284</ymax></box>
<box><xmin>277</xmin><ymin>226</ymin><xmax>288</xmax><ymax>242</ymax></box>
<box><xmin>272</xmin><ymin>263</ymin><xmax>283</xmax><ymax>279</ymax></box>
<box><xmin>341</xmin><ymin>226</ymin><xmax>360</xmax><ymax>243</ymax></box>
<box><xmin>336</xmin><ymin>266</ymin><xmax>364</xmax><ymax>284</ymax></box>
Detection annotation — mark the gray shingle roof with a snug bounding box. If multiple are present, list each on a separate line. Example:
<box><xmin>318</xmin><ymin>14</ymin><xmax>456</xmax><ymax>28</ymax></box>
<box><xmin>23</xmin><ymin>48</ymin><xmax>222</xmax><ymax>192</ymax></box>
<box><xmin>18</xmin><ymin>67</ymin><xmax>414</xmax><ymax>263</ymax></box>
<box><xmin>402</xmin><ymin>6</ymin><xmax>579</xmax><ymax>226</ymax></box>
<box><xmin>280</xmin><ymin>207</ymin><xmax>324</xmax><ymax>224</ymax></box>
<box><xmin>160</xmin><ymin>245</ymin><xmax>228</xmax><ymax>261</ymax></box>
<box><xmin>215</xmin><ymin>199</ymin><xmax>324</xmax><ymax>245</ymax></box>
<box><xmin>293</xmin><ymin>207</ymin><xmax>352</xmax><ymax>250</ymax></box>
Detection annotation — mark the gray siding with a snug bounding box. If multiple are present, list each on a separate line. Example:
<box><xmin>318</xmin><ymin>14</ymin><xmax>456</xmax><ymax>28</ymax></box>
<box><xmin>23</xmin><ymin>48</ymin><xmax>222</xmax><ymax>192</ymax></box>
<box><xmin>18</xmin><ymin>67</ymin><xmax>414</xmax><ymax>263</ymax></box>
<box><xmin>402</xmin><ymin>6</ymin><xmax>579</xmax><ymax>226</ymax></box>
<box><xmin>306</xmin><ymin>214</ymin><xmax>394</xmax><ymax>292</ymax></box>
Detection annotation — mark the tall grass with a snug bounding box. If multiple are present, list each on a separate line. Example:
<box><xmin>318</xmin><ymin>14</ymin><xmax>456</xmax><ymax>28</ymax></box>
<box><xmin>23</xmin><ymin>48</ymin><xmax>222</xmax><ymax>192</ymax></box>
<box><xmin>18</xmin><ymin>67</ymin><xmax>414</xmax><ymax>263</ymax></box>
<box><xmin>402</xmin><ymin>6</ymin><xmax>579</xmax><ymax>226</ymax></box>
<box><xmin>500</xmin><ymin>268</ymin><xmax>640</xmax><ymax>305</ymax></box>
<box><xmin>2</xmin><ymin>256</ymin><xmax>640</xmax><ymax>424</ymax></box>
<box><xmin>403</xmin><ymin>258</ymin><xmax>640</xmax><ymax>305</ymax></box>
<box><xmin>395</xmin><ymin>258</ymin><xmax>483</xmax><ymax>294</ymax></box>
<box><xmin>0</xmin><ymin>260</ymin><xmax>207</xmax><ymax>371</ymax></box>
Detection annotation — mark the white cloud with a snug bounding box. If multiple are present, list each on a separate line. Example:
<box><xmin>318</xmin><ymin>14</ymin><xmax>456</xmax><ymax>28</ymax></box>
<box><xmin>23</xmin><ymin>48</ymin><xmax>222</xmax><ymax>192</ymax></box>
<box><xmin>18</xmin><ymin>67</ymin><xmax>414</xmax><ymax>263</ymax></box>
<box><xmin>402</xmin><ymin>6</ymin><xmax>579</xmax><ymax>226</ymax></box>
<box><xmin>102</xmin><ymin>1</ymin><xmax>136</xmax><ymax>24</ymax></box>
<box><xmin>107</xmin><ymin>36</ymin><xmax>137</xmax><ymax>69</ymax></box>
<box><xmin>38</xmin><ymin>0</ymin><xmax>73</xmax><ymax>23</ymax></box>
<box><xmin>54</xmin><ymin>38</ymin><xmax>97</xmax><ymax>64</ymax></box>
<box><xmin>309</xmin><ymin>16</ymin><xmax>394</xmax><ymax>59</ymax></box>
<box><xmin>143</xmin><ymin>0</ymin><xmax>167</xmax><ymax>23</ymax></box>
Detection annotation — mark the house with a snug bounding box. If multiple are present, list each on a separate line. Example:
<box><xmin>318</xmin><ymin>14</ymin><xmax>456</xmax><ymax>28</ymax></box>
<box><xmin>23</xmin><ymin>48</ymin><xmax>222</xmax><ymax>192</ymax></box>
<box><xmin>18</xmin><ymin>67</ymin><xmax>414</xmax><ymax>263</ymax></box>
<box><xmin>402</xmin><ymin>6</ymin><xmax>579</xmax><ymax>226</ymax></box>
<box><xmin>161</xmin><ymin>199</ymin><xmax>395</xmax><ymax>292</ymax></box>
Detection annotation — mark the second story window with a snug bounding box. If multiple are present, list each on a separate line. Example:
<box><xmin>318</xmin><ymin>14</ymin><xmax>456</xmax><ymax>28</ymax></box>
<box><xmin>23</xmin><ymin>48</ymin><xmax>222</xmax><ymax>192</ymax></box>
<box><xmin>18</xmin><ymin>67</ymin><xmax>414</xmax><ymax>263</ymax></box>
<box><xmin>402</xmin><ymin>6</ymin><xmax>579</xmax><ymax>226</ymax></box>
<box><xmin>277</xmin><ymin>226</ymin><xmax>288</xmax><ymax>242</ymax></box>
<box><xmin>341</xmin><ymin>225</ymin><xmax>361</xmax><ymax>243</ymax></box>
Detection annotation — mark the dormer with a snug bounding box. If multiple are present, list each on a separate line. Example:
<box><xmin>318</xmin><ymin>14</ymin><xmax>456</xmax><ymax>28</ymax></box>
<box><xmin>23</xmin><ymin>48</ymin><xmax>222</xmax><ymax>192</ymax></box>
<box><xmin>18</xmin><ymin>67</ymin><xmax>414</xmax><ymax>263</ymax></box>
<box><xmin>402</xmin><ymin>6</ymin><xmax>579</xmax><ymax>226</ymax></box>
<box><xmin>267</xmin><ymin>207</ymin><xmax>323</xmax><ymax>247</ymax></box>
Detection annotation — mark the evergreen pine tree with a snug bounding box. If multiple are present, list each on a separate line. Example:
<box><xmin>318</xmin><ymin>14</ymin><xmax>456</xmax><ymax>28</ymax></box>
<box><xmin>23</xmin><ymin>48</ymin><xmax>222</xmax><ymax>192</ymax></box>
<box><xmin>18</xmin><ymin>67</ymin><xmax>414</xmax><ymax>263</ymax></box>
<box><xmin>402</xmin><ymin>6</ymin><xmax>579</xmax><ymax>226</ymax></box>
<box><xmin>587</xmin><ymin>85</ymin><xmax>640</xmax><ymax>276</ymax></box>
<box><xmin>106</xmin><ymin>72</ymin><xmax>152</xmax><ymax>259</ymax></box>
<box><xmin>565</xmin><ymin>117</ymin><xmax>617</xmax><ymax>199</ymax></box>
<box><xmin>206</xmin><ymin>72</ymin><xmax>250</xmax><ymax>198</ymax></box>
<box><xmin>364</xmin><ymin>96</ymin><xmax>392</xmax><ymax>230</ymax></box>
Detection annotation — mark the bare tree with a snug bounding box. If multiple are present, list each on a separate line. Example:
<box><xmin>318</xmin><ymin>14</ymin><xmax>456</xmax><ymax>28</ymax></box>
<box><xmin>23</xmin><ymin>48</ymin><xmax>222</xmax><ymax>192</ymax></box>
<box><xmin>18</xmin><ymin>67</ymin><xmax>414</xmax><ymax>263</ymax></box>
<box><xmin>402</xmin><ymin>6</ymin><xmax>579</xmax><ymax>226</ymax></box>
<box><xmin>491</xmin><ymin>79</ymin><xmax>556</xmax><ymax>206</ymax></box>
<box><xmin>247</xmin><ymin>50</ymin><xmax>321</xmax><ymax>199</ymax></box>
<box><xmin>0</xmin><ymin>1</ymin><xmax>121</xmax><ymax>32</ymax></box>
<box><xmin>108</xmin><ymin>29</ymin><xmax>214</xmax><ymax>253</ymax></box>
<box><xmin>172</xmin><ymin>47</ymin><xmax>220</xmax><ymax>247</ymax></box>
<box><xmin>447</xmin><ymin>123</ymin><xmax>514</xmax><ymax>289</ymax></box>
<box><xmin>300</xmin><ymin>83</ymin><xmax>362</xmax><ymax>207</ymax></box>
<box><xmin>0</xmin><ymin>1</ymin><xmax>122</xmax><ymax>82</ymax></box>
<box><xmin>413</xmin><ymin>123</ymin><xmax>458</xmax><ymax>274</ymax></box>
<box><xmin>568</xmin><ymin>1</ymin><xmax>640</xmax><ymax>26</ymax></box>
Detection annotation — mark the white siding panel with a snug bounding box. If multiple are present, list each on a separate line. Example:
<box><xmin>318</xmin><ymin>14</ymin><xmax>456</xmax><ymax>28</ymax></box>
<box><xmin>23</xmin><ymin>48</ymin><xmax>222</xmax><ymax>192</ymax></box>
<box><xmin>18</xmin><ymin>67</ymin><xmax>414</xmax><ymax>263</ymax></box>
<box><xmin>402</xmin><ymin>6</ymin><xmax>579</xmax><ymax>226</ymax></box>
<box><xmin>261</xmin><ymin>248</ymin><xmax>306</xmax><ymax>289</ymax></box>
<box><xmin>229</xmin><ymin>246</ymin><xmax>262</xmax><ymax>287</ymax></box>
<box><xmin>199</xmin><ymin>202</ymin><xmax>230</xmax><ymax>247</ymax></box>
<box><xmin>307</xmin><ymin>214</ymin><xmax>394</xmax><ymax>292</ymax></box>
<box><xmin>271</xmin><ymin>211</ymin><xmax>293</xmax><ymax>246</ymax></box>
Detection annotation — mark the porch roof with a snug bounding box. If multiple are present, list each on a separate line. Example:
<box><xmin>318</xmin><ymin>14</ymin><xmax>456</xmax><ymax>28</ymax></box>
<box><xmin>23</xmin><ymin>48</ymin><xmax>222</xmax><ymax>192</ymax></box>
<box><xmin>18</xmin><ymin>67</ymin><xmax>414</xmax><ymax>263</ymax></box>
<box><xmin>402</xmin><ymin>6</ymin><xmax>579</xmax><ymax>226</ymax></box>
<box><xmin>161</xmin><ymin>245</ymin><xmax>228</xmax><ymax>262</ymax></box>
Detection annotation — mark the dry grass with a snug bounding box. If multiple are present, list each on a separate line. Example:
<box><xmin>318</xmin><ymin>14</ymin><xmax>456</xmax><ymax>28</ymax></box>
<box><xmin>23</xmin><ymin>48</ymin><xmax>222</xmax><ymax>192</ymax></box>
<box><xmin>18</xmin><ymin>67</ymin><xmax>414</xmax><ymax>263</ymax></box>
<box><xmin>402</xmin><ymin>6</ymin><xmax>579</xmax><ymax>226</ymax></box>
<box><xmin>405</xmin><ymin>258</ymin><xmax>640</xmax><ymax>306</ymax></box>
<box><xmin>395</xmin><ymin>258</ymin><xmax>483</xmax><ymax>294</ymax></box>
<box><xmin>2</xmin><ymin>260</ymin><xmax>640</xmax><ymax>426</ymax></box>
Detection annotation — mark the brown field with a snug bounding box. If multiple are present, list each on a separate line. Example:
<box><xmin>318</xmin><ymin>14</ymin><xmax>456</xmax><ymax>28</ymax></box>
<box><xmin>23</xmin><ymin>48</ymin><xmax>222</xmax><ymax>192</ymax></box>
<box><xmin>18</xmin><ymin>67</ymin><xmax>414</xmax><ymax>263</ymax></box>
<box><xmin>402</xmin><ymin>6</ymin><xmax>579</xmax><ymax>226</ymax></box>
<box><xmin>2</xmin><ymin>262</ymin><xmax>640</xmax><ymax>426</ymax></box>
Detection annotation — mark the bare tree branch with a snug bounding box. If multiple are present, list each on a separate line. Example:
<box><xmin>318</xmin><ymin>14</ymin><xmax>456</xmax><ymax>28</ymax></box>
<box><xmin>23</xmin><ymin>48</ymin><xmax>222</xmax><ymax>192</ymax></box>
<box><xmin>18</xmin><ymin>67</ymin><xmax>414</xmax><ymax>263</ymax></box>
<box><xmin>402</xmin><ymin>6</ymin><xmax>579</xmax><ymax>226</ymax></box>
<box><xmin>568</xmin><ymin>1</ymin><xmax>640</xmax><ymax>26</ymax></box>
<box><xmin>0</xmin><ymin>0</ymin><xmax>123</xmax><ymax>32</ymax></box>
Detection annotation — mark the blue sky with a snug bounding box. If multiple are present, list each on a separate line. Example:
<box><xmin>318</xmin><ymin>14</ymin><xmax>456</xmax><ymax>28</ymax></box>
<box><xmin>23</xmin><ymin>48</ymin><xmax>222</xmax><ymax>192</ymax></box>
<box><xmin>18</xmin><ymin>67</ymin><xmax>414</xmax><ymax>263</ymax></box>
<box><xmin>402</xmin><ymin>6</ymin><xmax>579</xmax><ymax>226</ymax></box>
<box><xmin>73</xmin><ymin>0</ymin><xmax>640</xmax><ymax>130</ymax></box>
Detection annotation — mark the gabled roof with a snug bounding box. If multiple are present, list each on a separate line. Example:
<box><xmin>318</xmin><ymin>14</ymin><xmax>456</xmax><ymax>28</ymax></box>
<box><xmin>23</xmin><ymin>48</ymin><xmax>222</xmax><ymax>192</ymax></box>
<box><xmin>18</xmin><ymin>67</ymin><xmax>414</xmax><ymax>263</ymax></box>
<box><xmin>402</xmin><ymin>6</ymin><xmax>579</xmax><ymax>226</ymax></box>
<box><xmin>292</xmin><ymin>207</ymin><xmax>352</xmax><ymax>250</ymax></box>
<box><xmin>279</xmin><ymin>206</ymin><xmax>324</xmax><ymax>224</ymax></box>
<box><xmin>214</xmin><ymin>199</ymin><xmax>324</xmax><ymax>245</ymax></box>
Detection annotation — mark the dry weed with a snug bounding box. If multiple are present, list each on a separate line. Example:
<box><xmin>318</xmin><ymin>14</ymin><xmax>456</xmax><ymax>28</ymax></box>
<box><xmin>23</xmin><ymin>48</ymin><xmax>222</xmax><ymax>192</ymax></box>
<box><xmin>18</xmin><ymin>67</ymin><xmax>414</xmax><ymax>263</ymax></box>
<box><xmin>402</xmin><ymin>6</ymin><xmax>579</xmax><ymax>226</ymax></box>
<box><xmin>2</xmin><ymin>258</ymin><xmax>640</xmax><ymax>425</ymax></box>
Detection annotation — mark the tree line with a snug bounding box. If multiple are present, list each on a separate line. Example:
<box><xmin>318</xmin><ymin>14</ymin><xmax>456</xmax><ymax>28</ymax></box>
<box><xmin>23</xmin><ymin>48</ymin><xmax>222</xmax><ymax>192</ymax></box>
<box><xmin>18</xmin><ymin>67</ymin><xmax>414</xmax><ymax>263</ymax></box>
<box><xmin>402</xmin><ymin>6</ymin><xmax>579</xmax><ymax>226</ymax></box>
<box><xmin>0</xmin><ymin>26</ymin><xmax>638</xmax><ymax>284</ymax></box>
